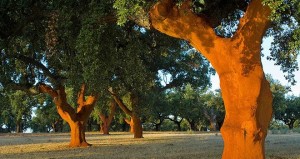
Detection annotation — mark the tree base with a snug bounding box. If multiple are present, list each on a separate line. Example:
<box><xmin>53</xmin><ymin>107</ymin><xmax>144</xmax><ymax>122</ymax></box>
<box><xmin>69</xmin><ymin>142</ymin><xmax>92</xmax><ymax>147</ymax></box>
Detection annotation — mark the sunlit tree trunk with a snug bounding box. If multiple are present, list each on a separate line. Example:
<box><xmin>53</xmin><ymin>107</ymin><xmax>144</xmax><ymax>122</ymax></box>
<box><xmin>150</xmin><ymin>0</ymin><xmax>273</xmax><ymax>158</ymax></box>
<box><xmin>131</xmin><ymin>114</ymin><xmax>143</xmax><ymax>138</ymax></box>
<box><xmin>109</xmin><ymin>88</ymin><xmax>143</xmax><ymax>138</ymax></box>
<box><xmin>99</xmin><ymin>100</ymin><xmax>116</xmax><ymax>135</ymax></box>
<box><xmin>39</xmin><ymin>83</ymin><xmax>97</xmax><ymax>147</ymax></box>
<box><xmin>124</xmin><ymin>118</ymin><xmax>134</xmax><ymax>133</ymax></box>
<box><xmin>123</xmin><ymin>114</ymin><xmax>143</xmax><ymax>138</ymax></box>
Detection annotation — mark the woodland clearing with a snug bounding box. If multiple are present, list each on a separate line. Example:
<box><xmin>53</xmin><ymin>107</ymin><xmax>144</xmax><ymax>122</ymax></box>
<box><xmin>0</xmin><ymin>132</ymin><xmax>299</xmax><ymax>159</ymax></box>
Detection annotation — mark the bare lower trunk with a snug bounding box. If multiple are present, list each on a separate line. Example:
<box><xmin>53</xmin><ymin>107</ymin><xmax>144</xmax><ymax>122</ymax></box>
<box><xmin>131</xmin><ymin>114</ymin><xmax>143</xmax><ymax>138</ymax></box>
<box><xmin>175</xmin><ymin>121</ymin><xmax>181</xmax><ymax>131</ymax></box>
<box><xmin>100</xmin><ymin>117</ymin><xmax>110</xmax><ymax>135</ymax></box>
<box><xmin>39</xmin><ymin>84</ymin><xmax>97</xmax><ymax>147</ymax></box>
<box><xmin>187</xmin><ymin>120</ymin><xmax>197</xmax><ymax>131</ymax></box>
<box><xmin>220</xmin><ymin>73</ymin><xmax>272</xmax><ymax>159</ymax></box>
<box><xmin>99</xmin><ymin>100</ymin><xmax>116</xmax><ymax>135</ymax></box>
<box><xmin>155</xmin><ymin>123</ymin><xmax>162</xmax><ymax>131</ymax></box>
<box><xmin>69</xmin><ymin>121</ymin><xmax>90</xmax><ymax>147</ymax></box>
<box><xmin>16</xmin><ymin>119</ymin><xmax>22</xmax><ymax>133</ymax></box>
<box><xmin>125</xmin><ymin>116</ymin><xmax>143</xmax><ymax>138</ymax></box>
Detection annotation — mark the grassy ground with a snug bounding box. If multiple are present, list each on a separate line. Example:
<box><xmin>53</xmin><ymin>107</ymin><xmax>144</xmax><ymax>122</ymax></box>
<box><xmin>0</xmin><ymin>132</ymin><xmax>299</xmax><ymax>159</ymax></box>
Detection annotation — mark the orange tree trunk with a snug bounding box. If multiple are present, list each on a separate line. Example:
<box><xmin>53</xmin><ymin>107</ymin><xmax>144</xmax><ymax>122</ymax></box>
<box><xmin>39</xmin><ymin>83</ymin><xmax>97</xmax><ymax>147</ymax></box>
<box><xmin>69</xmin><ymin>120</ymin><xmax>89</xmax><ymax>147</ymax></box>
<box><xmin>124</xmin><ymin>118</ymin><xmax>134</xmax><ymax>133</ymax></box>
<box><xmin>123</xmin><ymin>112</ymin><xmax>143</xmax><ymax>138</ymax></box>
<box><xmin>99</xmin><ymin>100</ymin><xmax>116</xmax><ymax>135</ymax></box>
<box><xmin>109</xmin><ymin>88</ymin><xmax>143</xmax><ymax>138</ymax></box>
<box><xmin>131</xmin><ymin>114</ymin><xmax>143</xmax><ymax>138</ymax></box>
<box><xmin>100</xmin><ymin>116</ymin><xmax>110</xmax><ymax>135</ymax></box>
<box><xmin>150</xmin><ymin>0</ymin><xmax>272</xmax><ymax>158</ymax></box>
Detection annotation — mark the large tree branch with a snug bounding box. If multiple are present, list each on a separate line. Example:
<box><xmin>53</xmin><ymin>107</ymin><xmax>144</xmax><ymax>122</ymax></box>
<box><xmin>38</xmin><ymin>83</ymin><xmax>58</xmax><ymax>98</ymax></box>
<box><xmin>39</xmin><ymin>83</ymin><xmax>76</xmax><ymax>123</ymax></box>
<box><xmin>8</xmin><ymin>54</ymin><xmax>63</xmax><ymax>83</ymax></box>
<box><xmin>76</xmin><ymin>83</ymin><xmax>98</xmax><ymax>117</ymax></box>
<box><xmin>234</xmin><ymin>0</ymin><xmax>271</xmax><ymax>42</ymax></box>
<box><xmin>108</xmin><ymin>88</ymin><xmax>133</xmax><ymax>116</ymax></box>
<box><xmin>4</xmin><ymin>81</ymin><xmax>39</xmax><ymax>95</ymax></box>
<box><xmin>77</xmin><ymin>83</ymin><xmax>86</xmax><ymax>108</ymax></box>
<box><xmin>149</xmin><ymin>0</ymin><xmax>223</xmax><ymax>60</ymax></box>
<box><xmin>108</xmin><ymin>100</ymin><xmax>116</xmax><ymax>124</ymax></box>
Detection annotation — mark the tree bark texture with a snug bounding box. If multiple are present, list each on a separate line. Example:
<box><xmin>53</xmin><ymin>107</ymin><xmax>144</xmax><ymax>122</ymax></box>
<box><xmin>150</xmin><ymin>0</ymin><xmax>273</xmax><ymax>158</ymax></box>
<box><xmin>39</xmin><ymin>83</ymin><xmax>97</xmax><ymax>147</ymax></box>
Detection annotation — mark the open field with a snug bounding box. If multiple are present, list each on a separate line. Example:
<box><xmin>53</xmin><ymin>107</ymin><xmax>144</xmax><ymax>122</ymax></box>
<box><xmin>0</xmin><ymin>132</ymin><xmax>299</xmax><ymax>159</ymax></box>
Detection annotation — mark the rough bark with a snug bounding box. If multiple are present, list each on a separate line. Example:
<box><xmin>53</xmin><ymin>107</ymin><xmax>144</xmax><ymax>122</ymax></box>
<box><xmin>124</xmin><ymin>115</ymin><xmax>143</xmax><ymax>138</ymax></box>
<box><xmin>109</xmin><ymin>88</ymin><xmax>143</xmax><ymax>138</ymax></box>
<box><xmin>99</xmin><ymin>100</ymin><xmax>116</xmax><ymax>135</ymax></box>
<box><xmin>39</xmin><ymin>83</ymin><xmax>97</xmax><ymax>147</ymax></box>
<box><xmin>150</xmin><ymin>0</ymin><xmax>273</xmax><ymax>158</ymax></box>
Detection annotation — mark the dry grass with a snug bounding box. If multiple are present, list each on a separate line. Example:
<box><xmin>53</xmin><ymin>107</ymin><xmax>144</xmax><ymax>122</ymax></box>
<box><xmin>0</xmin><ymin>132</ymin><xmax>299</xmax><ymax>159</ymax></box>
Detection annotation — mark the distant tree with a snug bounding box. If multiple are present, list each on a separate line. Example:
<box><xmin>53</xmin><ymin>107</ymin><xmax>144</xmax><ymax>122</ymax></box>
<box><xmin>166</xmin><ymin>89</ymin><xmax>184</xmax><ymax>131</ymax></box>
<box><xmin>92</xmin><ymin>98</ymin><xmax>116</xmax><ymax>135</ymax></box>
<box><xmin>142</xmin><ymin>91</ymin><xmax>170</xmax><ymax>131</ymax></box>
<box><xmin>8</xmin><ymin>90</ymin><xmax>37</xmax><ymax>133</ymax></box>
<box><xmin>203</xmin><ymin>90</ymin><xmax>225</xmax><ymax>131</ymax></box>
<box><xmin>179</xmin><ymin>84</ymin><xmax>206</xmax><ymax>131</ymax></box>
<box><xmin>276</xmin><ymin>96</ymin><xmax>300</xmax><ymax>129</ymax></box>
<box><xmin>267</xmin><ymin>74</ymin><xmax>290</xmax><ymax>116</ymax></box>
<box><xmin>0</xmin><ymin>91</ymin><xmax>14</xmax><ymax>132</ymax></box>
<box><xmin>30</xmin><ymin>95</ymin><xmax>63</xmax><ymax>133</ymax></box>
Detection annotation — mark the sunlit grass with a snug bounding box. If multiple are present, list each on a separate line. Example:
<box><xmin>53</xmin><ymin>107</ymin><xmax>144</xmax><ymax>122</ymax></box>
<box><xmin>0</xmin><ymin>132</ymin><xmax>299</xmax><ymax>159</ymax></box>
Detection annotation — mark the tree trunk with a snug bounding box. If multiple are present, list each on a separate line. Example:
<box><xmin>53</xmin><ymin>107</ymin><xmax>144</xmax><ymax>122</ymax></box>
<box><xmin>220</xmin><ymin>71</ymin><xmax>272</xmax><ymax>159</ymax></box>
<box><xmin>99</xmin><ymin>100</ymin><xmax>116</xmax><ymax>135</ymax></box>
<box><xmin>16</xmin><ymin>119</ymin><xmax>22</xmax><ymax>133</ymax></box>
<box><xmin>155</xmin><ymin>123</ymin><xmax>161</xmax><ymax>131</ymax></box>
<box><xmin>39</xmin><ymin>83</ymin><xmax>97</xmax><ymax>147</ymax></box>
<box><xmin>287</xmin><ymin>120</ymin><xmax>295</xmax><ymax>130</ymax></box>
<box><xmin>131</xmin><ymin>114</ymin><xmax>143</xmax><ymax>138</ymax></box>
<box><xmin>154</xmin><ymin>119</ymin><xmax>163</xmax><ymax>131</ymax></box>
<box><xmin>175</xmin><ymin>121</ymin><xmax>181</xmax><ymax>131</ymax></box>
<box><xmin>124</xmin><ymin>118</ymin><xmax>134</xmax><ymax>133</ymax></box>
<box><xmin>69</xmin><ymin>121</ymin><xmax>90</xmax><ymax>147</ymax></box>
<box><xmin>86</xmin><ymin>119</ymin><xmax>92</xmax><ymax>132</ymax></box>
<box><xmin>187</xmin><ymin>120</ymin><xmax>197</xmax><ymax>131</ymax></box>
<box><xmin>209</xmin><ymin>115</ymin><xmax>217</xmax><ymax>131</ymax></box>
<box><xmin>149</xmin><ymin>0</ymin><xmax>272</xmax><ymax>158</ymax></box>
<box><xmin>124</xmin><ymin>118</ymin><xmax>134</xmax><ymax>134</ymax></box>
<box><xmin>109</xmin><ymin>89</ymin><xmax>143</xmax><ymax>138</ymax></box>
<box><xmin>100</xmin><ymin>116</ymin><xmax>110</xmax><ymax>135</ymax></box>
<box><xmin>124</xmin><ymin>116</ymin><xmax>143</xmax><ymax>138</ymax></box>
